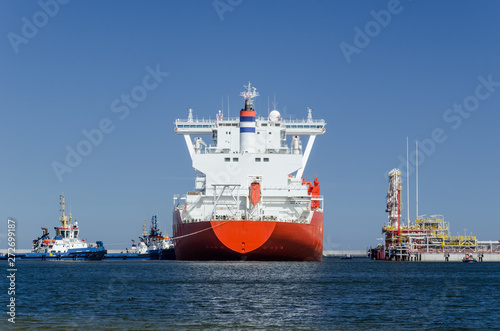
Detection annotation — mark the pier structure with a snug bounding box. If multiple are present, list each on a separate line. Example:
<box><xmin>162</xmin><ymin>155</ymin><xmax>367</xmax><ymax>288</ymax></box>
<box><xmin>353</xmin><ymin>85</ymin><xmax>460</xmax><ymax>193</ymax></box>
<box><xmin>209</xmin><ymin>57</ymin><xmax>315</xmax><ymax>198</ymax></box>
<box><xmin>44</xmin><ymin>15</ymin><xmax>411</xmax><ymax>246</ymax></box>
<box><xmin>370</xmin><ymin>168</ymin><xmax>500</xmax><ymax>262</ymax></box>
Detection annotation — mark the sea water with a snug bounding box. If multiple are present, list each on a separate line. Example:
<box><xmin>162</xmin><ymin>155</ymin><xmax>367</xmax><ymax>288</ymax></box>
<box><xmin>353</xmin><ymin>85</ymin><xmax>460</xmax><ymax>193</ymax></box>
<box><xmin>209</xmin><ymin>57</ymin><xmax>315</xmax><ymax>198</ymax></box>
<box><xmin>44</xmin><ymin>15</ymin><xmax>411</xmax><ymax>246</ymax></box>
<box><xmin>2</xmin><ymin>258</ymin><xmax>499</xmax><ymax>330</ymax></box>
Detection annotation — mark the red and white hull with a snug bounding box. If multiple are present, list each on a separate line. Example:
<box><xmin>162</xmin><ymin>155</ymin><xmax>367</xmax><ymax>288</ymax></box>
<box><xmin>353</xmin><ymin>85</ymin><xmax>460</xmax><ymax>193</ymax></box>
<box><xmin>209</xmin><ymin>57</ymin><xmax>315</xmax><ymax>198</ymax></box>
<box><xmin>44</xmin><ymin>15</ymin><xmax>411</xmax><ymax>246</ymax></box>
<box><xmin>173</xmin><ymin>210</ymin><xmax>323</xmax><ymax>261</ymax></box>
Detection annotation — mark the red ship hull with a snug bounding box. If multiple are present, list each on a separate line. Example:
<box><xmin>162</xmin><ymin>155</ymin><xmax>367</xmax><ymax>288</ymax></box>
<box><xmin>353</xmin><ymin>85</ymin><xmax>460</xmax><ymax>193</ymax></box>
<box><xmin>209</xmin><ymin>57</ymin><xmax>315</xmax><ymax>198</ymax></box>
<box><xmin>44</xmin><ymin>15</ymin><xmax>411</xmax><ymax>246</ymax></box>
<box><xmin>172</xmin><ymin>211</ymin><xmax>323</xmax><ymax>261</ymax></box>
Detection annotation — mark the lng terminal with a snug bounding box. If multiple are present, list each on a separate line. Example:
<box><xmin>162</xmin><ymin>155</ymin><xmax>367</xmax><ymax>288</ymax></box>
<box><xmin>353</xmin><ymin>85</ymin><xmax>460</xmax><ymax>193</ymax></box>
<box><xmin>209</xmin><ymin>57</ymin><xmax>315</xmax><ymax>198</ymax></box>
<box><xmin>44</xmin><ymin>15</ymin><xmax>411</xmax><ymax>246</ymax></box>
<box><xmin>370</xmin><ymin>167</ymin><xmax>500</xmax><ymax>262</ymax></box>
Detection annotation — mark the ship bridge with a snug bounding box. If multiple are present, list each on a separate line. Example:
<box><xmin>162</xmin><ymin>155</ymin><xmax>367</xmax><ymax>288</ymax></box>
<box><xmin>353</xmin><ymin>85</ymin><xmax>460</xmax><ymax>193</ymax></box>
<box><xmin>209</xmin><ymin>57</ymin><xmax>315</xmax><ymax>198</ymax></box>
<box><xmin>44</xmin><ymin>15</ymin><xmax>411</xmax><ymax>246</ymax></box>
<box><xmin>174</xmin><ymin>84</ymin><xmax>326</xmax><ymax>181</ymax></box>
<box><xmin>174</xmin><ymin>116</ymin><xmax>326</xmax><ymax>135</ymax></box>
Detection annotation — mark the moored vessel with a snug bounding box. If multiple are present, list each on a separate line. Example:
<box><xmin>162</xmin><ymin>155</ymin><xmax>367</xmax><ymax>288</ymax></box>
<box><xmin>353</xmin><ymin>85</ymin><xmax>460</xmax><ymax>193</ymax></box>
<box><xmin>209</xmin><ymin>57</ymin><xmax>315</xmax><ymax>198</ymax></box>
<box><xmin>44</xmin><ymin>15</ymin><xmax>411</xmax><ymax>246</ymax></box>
<box><xmin>462</xmin><ymin>254</ymin><xmax>477</xmax><ymax>263</ymax></box>
<box><xmin>172</xmin><ymin>83</ymin><xmax>326</xmax><ymax>261</ymax></box>
<box><xmin>12</xmin><ymin>195</ymin><xmax>106</xmax><ymax>261</ymax></box>
<box><xmin>105</xmin><ymin>215</ymin><xmax>175</xmax><ymax>260</ymax></box>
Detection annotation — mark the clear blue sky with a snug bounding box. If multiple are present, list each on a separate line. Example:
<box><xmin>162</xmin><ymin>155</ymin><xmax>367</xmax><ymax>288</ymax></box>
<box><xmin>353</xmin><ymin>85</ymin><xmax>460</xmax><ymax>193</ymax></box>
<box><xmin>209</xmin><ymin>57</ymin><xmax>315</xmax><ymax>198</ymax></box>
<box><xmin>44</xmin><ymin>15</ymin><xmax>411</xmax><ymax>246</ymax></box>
<box><xmin>1</xmin><ymin>0</ymin><xmax>499</xmax><ymax>250</ymax></box>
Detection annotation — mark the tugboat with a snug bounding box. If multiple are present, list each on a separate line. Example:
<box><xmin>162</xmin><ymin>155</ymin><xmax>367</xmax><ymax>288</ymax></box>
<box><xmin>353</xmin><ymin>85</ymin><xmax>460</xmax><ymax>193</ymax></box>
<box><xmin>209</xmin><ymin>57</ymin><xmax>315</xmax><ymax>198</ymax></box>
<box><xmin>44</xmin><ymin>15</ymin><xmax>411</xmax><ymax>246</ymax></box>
<box><xmin>144</xmin><ymin>215</ymin><xmax>175</xmax><ymax>260</ymax></box>
<box><xmin>105</xmin><ymin>215</ymin><xmax>175</xmax><ymax>260</ymax></box>
<box><xmin>462</xmin><ymin>254</ymin><xmax>477</xmax><ymax>263</ymax></box>
<box><xmin>13</xmin><ymin>195</ymin><xmax>106</xmax><ymax>260</ymax></box>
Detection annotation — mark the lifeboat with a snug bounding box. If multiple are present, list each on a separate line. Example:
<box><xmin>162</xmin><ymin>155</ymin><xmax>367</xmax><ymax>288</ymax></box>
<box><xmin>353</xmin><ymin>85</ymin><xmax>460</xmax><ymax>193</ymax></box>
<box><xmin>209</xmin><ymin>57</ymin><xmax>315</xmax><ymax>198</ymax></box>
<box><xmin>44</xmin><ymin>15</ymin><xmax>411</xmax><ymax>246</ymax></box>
<box><xmin>249</xmin><ymin>182</ymin><xmax>261</xmax><ymax>206</ymax></box>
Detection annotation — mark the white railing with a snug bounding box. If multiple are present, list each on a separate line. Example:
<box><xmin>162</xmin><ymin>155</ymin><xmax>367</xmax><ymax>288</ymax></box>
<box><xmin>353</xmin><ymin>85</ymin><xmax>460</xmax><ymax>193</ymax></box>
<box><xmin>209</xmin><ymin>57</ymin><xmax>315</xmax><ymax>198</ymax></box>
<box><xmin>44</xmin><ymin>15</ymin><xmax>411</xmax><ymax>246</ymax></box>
<box><xmin>282</xmin><ymin>118</ymin><xmax>326</xmax><ymax>125</ymax></box>
<box><xmin>175</xmin><ymin>117</ymin><xmax>326</xmax><ymax>126</ymax></box>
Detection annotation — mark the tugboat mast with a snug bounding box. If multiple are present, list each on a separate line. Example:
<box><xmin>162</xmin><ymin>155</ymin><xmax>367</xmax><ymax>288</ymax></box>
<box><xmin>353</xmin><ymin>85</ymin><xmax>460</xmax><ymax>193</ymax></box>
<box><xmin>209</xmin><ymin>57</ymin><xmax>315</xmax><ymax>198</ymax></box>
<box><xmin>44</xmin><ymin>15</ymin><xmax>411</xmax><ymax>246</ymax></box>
<box><xmin>59</xmin><ymin>194</ymin><xmax>71</xmax><ymax>228</ymax></box>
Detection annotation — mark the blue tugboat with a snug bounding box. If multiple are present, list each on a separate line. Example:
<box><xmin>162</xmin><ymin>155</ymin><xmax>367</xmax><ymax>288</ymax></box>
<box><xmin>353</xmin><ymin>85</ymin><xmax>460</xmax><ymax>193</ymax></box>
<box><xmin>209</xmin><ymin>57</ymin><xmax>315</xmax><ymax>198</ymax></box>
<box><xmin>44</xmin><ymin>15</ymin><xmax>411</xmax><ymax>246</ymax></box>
<box><xmin>462</xmin><ymin>254</ymin><xmax>477</xmax><ymax>263</ymax></box>
<box><xmin>105</xmin><ymin>215</ymin><xmax>175</xmax><ymax>260</ymax></box>
<box><xmin>11</xmin><ymin>195</ymin><xmax>106</xmax><ymax>261</ymax></box>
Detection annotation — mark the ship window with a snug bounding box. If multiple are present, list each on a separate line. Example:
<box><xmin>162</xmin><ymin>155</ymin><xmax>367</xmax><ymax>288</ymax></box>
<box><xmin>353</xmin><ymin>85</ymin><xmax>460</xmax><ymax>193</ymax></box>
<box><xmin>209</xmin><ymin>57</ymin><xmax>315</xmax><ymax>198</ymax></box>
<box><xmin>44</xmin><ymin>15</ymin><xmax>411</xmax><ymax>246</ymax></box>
<box><xmin>255</xmin><ymin>158</ymin><xmax>261</xmax><ymax>162</ymax></box>
<box><xmin>233</xmin><ymin>158</ymin><xmax>239</xmax><ymax>162</ymax></box>
<box><xmin>224</xmin><ymin>158</ymin><xmax>230</xmax><ymax>162</ymax></box>
<box><xmin>262</xmin><ymin>123</ymin><xmax>267</xmax><ymax>126</ymax></box>
<box><xmin>74</xmin><ymin>231</ymin><xmax>78</xmax><ymax>238</ymax></box>
<box><xmin>268</xmin><ymin>132</ymin><xmax>272</xmax><ymax>135</ymax></box>
<box><xmin>264</xmin><ymin>158</ymin><xmax>269</xmax><ymax>162</ymax></box>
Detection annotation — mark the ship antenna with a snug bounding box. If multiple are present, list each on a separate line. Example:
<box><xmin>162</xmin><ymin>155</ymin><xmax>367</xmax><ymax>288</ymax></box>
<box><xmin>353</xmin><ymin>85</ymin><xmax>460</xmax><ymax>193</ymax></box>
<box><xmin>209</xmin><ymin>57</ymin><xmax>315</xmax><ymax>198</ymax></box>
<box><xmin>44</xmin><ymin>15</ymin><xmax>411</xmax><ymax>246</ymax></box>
<box><xmin>227</xmin><ymin>95</ymin><xmax>230</xmax><ymax>119</ymax></box>
<box><xmin>268</xmin><ymin>96</ymin><xmax>270</xmax><ymax>117</ymax></box>
<box><xmin>240</xmin><ymin>81</ymin><xmax>259</xmax><ymax>108</ymax></box>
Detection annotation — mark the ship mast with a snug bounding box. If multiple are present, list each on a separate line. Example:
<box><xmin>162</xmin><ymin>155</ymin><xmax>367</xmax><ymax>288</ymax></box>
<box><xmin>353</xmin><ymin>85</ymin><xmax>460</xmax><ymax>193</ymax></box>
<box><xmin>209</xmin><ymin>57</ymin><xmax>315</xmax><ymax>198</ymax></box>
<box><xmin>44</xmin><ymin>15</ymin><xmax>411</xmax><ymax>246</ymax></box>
<box><xmin>240</xmin><ymin>81</ymin><xmax>259</xmax><ymax>107</ymax></box>
<box><xmin>59</xmin><ymin>194</ymin><xmax>71</xmax><ymax>228</ymax></box>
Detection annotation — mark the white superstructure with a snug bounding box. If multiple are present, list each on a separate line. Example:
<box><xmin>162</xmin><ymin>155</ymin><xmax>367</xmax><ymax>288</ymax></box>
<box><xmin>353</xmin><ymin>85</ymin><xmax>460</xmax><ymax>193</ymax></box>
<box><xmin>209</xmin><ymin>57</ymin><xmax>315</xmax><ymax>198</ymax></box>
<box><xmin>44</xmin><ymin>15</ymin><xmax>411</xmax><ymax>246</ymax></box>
<box><xmin>32</xmin><ymin>195</ymin><xmax>91</xmax><ymax>253</ymax></box>
<box><xmin>173</xmin><ymin>83</ymin><xmax>326</xmax><ymax>223</ymax></box>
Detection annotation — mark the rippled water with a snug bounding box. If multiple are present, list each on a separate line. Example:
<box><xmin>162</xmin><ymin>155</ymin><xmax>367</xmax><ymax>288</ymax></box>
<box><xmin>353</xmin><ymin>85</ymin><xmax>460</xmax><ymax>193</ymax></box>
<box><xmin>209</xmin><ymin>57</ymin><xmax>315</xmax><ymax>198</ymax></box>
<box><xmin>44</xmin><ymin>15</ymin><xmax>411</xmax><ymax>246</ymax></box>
<box><xmin>2</xmin><ymin>258</ymin><xmax>499</xmax><ymax>330</ymax></box>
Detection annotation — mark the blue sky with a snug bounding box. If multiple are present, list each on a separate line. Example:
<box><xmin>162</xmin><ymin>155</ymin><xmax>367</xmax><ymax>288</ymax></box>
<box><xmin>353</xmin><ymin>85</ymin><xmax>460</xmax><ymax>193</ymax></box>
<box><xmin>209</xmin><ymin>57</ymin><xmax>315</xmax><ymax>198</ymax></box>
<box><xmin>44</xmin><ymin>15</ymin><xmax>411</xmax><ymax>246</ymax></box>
<box><xmin>1</xmin><ymin>0</ymin><xmax>499</xmax><ymax>250</ymax></box>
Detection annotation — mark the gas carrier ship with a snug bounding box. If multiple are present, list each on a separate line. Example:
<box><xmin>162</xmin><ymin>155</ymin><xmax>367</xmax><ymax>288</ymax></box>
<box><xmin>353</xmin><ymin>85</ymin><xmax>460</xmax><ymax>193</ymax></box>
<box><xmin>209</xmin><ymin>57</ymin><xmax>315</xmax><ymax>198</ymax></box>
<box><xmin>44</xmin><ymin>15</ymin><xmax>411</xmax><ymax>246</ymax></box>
<box><xmin>172</xmin><ymin>83</ymin><xmax>326</xmax><ymax>261</ymax></box>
